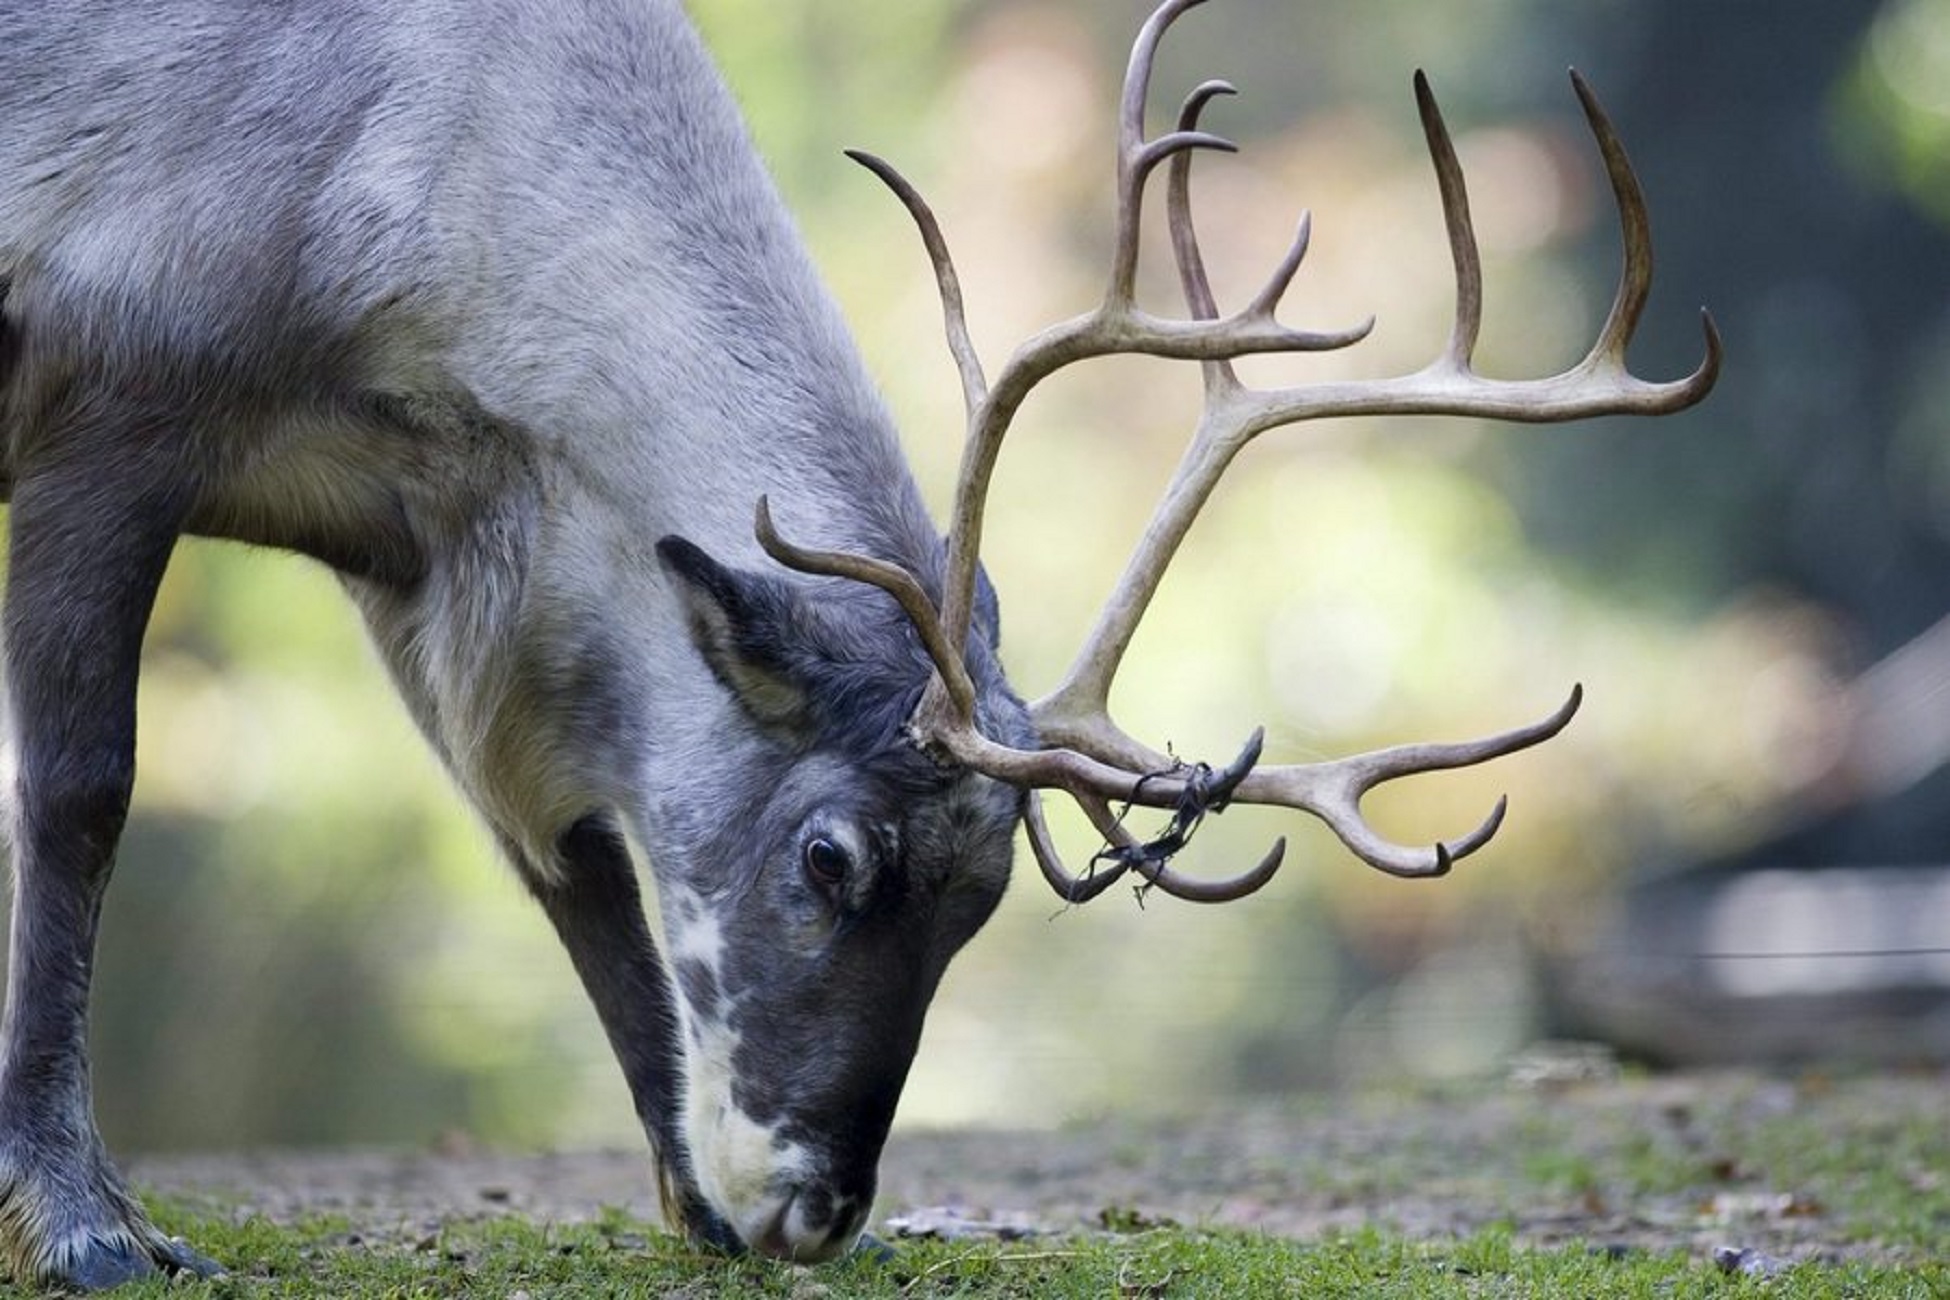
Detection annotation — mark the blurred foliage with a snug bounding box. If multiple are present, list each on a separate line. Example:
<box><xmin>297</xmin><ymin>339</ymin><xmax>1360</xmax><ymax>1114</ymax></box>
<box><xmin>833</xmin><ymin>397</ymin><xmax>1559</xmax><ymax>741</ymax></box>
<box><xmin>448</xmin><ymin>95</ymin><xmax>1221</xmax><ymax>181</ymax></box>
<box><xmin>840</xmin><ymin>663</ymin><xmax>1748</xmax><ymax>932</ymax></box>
<box><xmin>1838</xmin><ymin>0</ymin><xmax>1950</xmax><ymax>224</ymax></box>
<box><xmin>6</xmin><ymin>0</ymin><xmax>1944</xmax><ymax>1152</ymax></box>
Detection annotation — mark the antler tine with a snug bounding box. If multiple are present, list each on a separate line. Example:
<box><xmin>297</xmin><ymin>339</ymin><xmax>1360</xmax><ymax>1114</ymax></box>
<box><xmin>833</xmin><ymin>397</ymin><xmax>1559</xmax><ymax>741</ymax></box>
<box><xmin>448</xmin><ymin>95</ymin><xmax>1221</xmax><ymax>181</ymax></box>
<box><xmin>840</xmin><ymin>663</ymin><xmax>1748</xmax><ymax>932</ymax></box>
<box><xmin>1247</xmin><ymin>213</ymin><xmax>1317</xmax><ymax>324</ymax></box>
<box><xmin>1167</xmin><ymin>79</ymin><xmax>1238</xmax><ymax>328</ymax></box>
<box><xmin>1168</xmin><ymin>79</ymin><xmax>1243</xmax><ymax>403</ymax></box>
<box><xmin>1220</xmin><ymin>685</ymin><xmax>1579</xmax><ymax>876</ymax></box>
<box><xmin>1325</xmin><ymin>800</ymin><xmax>1496</xmax><ymax>880</ymax></box>
<box><xmin>1121</xmin><ymin>0</ymin><xmax>1212</xmax><ymax>144</ymax></box>
<box><xmin>1170</xmin><ymin>80</ymin><xmax>1324</xmax><ymax>353</ymax></box>
<box><xmin>1024</xmin><ymin>792</ymin><xmax>1128</xmax><ymax>904</ymax></box>
<box><xmin>1025</xmin><ymin>685</ymin><xmax>1578</xmax><ymax>879</ymax></box>
<box><xmin>753</xmin><ymin>497</ymin><xmax>979</xmax><ymax>720</ymax></box>
<box><xmin>844</xmin><ymin>149</ymin><xmax>989</xmax><ymax>418</ymax></box>
<box><xmin>1335</xmin><ymin>683</ymin><xmax>1584</xmax><ymax>792</ymax></box>
<box><xmin>1412</xmin><ymin>71</ymin><xmax>1484</xmax><ymax>372</ymax></box>
<box><xmin>921</xmin><ymin>0</ymin><xmax>1368</xmax><ymax>663</ymax></box>
<box><xmin>1569</xmin><ymin>71</ymin><xmax>1646</xmax><ymax>369</ymax></box>
<box><xmin>1258</xmin><ymin>687</ymin><xmax>1585</xmax><ymax>877</ymax></box>
<box><xmin>1567</xmin><ymin>71</ymin><xmax>1724</xmax><ymax>399</ymax></box>
<box><xmin>1016</xmin><ymin>721</ymin><xmax>1279</xmax><ymax>904</ymax></box>
<box><xmin>1028</xmin><ymin>787</ymin><xmax>1286</xmax><ymax>905</ymax></box>
<box><xmin>1111</xmin><ymin>0</ymin><xmax>1229</xmax><ymax>306</ymax></box>
<box><xmin>1128</xmin><ymin>833</ymin><xmax>1289</xmax><ymax>903</ymax></box>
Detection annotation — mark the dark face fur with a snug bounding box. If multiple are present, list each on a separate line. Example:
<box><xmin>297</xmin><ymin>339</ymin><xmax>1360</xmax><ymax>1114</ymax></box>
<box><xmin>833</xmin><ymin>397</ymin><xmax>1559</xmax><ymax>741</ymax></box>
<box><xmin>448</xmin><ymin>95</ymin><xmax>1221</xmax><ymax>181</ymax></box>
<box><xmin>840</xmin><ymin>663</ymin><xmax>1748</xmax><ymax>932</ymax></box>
<box><xmin>653</xmin><ymin>536</ymin><xmax>1028</xmax><ymax>1261</ymax></box>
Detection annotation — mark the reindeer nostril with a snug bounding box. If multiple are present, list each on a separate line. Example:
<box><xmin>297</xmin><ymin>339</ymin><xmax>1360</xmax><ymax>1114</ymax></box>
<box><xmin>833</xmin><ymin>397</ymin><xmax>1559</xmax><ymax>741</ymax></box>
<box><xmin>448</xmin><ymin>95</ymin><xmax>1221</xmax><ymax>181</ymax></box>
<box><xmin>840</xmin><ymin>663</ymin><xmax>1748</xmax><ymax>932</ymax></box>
<box><xmin>749</xmin><ymin>1197</ymin><xmax>795</xmax><ymax>1260</ymax></box>
<box><xmin>740</xmin><ymin>1189</ymin><xmax>866</xmax><ymax>1264</ymax></box>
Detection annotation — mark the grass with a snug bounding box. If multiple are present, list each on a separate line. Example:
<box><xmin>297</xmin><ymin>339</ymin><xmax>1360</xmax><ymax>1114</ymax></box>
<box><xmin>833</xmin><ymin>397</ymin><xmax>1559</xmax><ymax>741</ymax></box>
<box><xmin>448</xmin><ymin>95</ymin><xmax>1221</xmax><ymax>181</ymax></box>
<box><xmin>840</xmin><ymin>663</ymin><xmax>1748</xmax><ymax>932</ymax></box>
<box><xmin>4</xmin><ymin>1071</ymin><xmax>1942</xmax><ymax>1295</ymax></box>
<box><xmin>3</xmin><ymin>1205</ymin><xmax>1933</xmax><ymax>1299</ymax></box>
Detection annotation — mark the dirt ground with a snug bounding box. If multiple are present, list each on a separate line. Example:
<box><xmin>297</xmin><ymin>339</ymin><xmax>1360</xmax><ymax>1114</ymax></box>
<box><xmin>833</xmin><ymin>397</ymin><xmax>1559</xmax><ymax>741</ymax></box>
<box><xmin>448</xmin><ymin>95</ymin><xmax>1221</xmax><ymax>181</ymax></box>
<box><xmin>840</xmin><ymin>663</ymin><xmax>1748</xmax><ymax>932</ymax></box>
<box><xmin>129</xmin><ymin>1065</ymin><xmax>1947</xmax><ymax>1269</ymax></box>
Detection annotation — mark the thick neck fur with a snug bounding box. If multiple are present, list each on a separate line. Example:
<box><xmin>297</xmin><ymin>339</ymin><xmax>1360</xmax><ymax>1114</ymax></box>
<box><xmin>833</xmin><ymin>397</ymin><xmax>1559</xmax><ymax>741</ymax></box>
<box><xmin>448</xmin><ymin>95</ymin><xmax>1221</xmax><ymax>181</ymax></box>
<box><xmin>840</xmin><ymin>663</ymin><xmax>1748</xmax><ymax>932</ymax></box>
<box><xmin>356</xmin><ymin>0</ymin><xmax>945</xmax><ymax>873</ymax></box>
<box><xmin>447</xmin><ymin>0</ymin><xmax>944</xmax><ymax>865</ymax></box>
<box><xmin>440</xmin><ymin>0</ymin><xmax>935</xmax><ymax>555</ymax></box>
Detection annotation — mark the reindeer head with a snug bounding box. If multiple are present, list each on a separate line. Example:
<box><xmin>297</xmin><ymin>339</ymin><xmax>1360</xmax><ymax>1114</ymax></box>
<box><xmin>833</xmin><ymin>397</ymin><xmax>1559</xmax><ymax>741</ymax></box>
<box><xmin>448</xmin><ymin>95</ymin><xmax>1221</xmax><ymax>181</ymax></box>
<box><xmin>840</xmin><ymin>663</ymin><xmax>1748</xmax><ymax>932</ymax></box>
<box><xmin>651</xmin><ymin>0</ymin><xmax>1715</xmax><ymax>1260</ymax></box>
<box><xmin>649</xmin><ymin>536</ymin><xmax>1029</xmax><ymax>1259</ymax></box>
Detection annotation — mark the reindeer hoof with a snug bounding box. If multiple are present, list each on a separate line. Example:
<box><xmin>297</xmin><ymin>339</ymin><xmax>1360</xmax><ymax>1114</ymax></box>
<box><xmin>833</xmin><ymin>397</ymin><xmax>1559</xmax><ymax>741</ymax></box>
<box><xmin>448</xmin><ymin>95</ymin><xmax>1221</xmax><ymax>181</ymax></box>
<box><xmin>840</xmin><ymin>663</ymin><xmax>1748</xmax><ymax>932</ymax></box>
<box><xmin>32</xmin><ymin>1229</ymin><xmax>222</xmax><ymax>1291</ymax></box>
<box><xmin>151</xmin><ymin>1233</ymin><xmax>226</xmax><ymax>1280</ymax></box>
<box><xmin>0</xmin><ymin>1147</ymin><xmax>225</xmax><ymax>1290</ymax></box>
<box><xmin>58</xmin><ymin>1239</ymin><xmax>152</xmax><ymax>1291</ymax></box>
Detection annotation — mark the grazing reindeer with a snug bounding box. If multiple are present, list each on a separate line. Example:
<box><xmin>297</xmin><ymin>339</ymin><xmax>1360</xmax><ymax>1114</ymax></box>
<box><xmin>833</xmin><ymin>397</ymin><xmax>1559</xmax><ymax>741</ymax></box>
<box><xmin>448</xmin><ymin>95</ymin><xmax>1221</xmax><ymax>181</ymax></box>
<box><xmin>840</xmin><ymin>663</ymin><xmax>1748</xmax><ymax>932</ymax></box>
<box><xmin>0</xmin><ymin>0</ymin><xmax>1715</xmax><ymax>1285</ymax></box>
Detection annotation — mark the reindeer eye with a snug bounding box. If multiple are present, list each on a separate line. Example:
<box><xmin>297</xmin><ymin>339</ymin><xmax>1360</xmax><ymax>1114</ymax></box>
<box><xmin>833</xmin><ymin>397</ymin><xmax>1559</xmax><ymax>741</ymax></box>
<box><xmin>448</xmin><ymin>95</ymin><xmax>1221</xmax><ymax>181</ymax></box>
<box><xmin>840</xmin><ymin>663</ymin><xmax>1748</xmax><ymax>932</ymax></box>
<box><xmin>802</xmin><ymin>837</ymin><xmax>851</xmax><ymax>892</ymax></box>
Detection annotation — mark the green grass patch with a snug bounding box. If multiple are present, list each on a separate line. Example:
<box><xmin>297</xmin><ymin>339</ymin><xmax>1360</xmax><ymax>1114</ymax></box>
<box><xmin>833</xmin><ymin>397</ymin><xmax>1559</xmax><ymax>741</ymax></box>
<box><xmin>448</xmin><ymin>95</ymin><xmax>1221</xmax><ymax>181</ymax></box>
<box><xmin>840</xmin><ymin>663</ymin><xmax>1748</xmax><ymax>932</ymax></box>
<box><xmin>3</xmin><ymin>1205</ymin><xmax>1936</xmax><ymax>1299</ymax></box>
<box><xmin>4</xmin><ymin>1073</ymin><xmax>1940</xmax><ymax>1294</ymax></box>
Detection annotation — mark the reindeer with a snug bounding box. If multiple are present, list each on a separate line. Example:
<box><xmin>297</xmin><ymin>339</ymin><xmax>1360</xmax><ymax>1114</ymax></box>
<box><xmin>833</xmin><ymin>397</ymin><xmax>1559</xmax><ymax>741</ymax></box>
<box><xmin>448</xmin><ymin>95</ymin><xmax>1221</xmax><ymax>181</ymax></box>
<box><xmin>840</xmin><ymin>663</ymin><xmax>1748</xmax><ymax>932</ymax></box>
<box><xmin>0</xmin><ymin>0</ymin><xmax>1715</xmax><ymax>1285</ymax></box>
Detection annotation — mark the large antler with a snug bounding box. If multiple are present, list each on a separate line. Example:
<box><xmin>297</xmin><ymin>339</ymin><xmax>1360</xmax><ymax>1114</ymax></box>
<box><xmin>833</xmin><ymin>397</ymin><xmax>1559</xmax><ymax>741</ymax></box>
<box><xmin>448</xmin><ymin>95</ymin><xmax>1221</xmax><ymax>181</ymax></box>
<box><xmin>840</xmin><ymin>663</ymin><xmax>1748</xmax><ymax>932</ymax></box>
<box><xmin>760</xmin><ymin>0</ymin><xmax>1719</xmax><ymax>903</ymax></box>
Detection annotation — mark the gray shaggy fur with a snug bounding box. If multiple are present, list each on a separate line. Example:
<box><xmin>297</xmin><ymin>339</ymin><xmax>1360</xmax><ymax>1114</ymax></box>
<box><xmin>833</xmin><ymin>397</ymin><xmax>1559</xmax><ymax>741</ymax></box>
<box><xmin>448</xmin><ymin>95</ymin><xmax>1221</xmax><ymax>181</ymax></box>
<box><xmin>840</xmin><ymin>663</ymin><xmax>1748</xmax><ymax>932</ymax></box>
<box><xmin>0</xmin><ymin>0</ymin><xmax>1031</xmax><ymax>1281</ymax></box>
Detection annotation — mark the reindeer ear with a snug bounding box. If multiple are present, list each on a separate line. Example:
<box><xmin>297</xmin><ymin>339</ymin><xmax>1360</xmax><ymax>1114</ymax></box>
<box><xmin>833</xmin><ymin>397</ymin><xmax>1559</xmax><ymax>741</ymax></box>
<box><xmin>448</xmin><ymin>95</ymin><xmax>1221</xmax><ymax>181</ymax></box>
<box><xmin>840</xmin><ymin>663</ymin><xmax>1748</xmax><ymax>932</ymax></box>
<box><xmin>656</xmin><ymin>536</ymin><xmax>815</xmax><ymax>736</ymax></box>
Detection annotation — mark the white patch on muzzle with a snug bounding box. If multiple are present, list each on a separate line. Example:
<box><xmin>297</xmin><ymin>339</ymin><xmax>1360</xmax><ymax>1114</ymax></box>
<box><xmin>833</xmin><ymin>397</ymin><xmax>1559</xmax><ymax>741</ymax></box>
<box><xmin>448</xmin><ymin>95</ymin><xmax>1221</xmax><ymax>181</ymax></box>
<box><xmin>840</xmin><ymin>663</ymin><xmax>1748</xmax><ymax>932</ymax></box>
<box><xmin>667</xmin><ymin>906</ymin><xmax>726</xmax><ymax>970</ymax></box>
<box><xmin>675</xmin><ymin>991</ymin><xmax>841</xmax><ymax>1258</ymax></box>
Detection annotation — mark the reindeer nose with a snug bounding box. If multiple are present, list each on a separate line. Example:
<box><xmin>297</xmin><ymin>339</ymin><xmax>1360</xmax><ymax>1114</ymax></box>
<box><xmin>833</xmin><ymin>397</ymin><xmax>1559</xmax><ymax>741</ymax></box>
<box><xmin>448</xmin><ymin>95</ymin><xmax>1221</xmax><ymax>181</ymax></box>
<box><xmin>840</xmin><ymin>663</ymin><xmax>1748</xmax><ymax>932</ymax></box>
<box><xmin>747</xmin><ymin>1188</ymin><xmax>870</xmax><ymax>1263</ymax></box>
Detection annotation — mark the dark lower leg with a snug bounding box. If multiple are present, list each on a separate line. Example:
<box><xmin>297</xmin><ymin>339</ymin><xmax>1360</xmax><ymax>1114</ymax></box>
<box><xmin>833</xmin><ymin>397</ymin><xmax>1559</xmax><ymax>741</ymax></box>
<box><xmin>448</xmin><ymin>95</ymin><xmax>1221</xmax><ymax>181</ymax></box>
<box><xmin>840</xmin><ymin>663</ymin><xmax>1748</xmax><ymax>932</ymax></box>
<box><xmin>523</xmin><ymin>816</ymin><xmax>740</xmax><ymax>1251</ymax></box>
<box><xmin>0</xmin><ymin>450</ymin><xmax>216</xmax><ymax>1286</ymax></box>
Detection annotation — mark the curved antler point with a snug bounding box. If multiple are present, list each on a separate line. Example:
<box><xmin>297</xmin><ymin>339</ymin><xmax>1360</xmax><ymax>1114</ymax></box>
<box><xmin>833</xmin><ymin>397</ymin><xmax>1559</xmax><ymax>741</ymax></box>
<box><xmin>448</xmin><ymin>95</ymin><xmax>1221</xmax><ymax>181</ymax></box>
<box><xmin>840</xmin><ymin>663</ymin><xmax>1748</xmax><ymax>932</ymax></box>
<box><xmin>1430</xmin><ymin>792</ymin><xmax>1512</xmax><ymax>872</ymax></box>
<box><xmin>1568</xmin><ymin>68</ymin><xmax>1616</xmax><ymax>136</ymax></box>
<box><xmin>1025</xmin><ymin>791</ymin><xmax>1127</xmax><ymax>905</ymax></box>
<box><xmin>752</xmin><ymin>494</ymin><xmax>781</xmax><ymax>549</ymax></box>
<box><xmin>1555</xmin><ymin>682</ymin><xmax>1585</xmax><ymax>729</ymax></box>
<box><xmin>1208</xmin><ymin>726</ymin><xmax>1266</xmax><ymax>805</ymax></box>
<box><xmin>1413</xmin><ymin>69</ymin><xmax>1451</xmax><ymax>116</ymax></box>
<box><xmin>1144</xmin><ymin>833</ymin><xmax>1288</xmax><ymax>903</ymax></box>
<box><xmin>843</xmin><ymin>147</ymin><xmax>898</xmax><ymax>179</ymax></box>
<box><xmin>1139</xmin><ymin>130</ymin><xmax>1241</xmax><ymax>181</ymax></box>
<box><xmin>1699</xmin><ymin>308</ymin><xmax>1726</xmax><ymax>370</ymax></box>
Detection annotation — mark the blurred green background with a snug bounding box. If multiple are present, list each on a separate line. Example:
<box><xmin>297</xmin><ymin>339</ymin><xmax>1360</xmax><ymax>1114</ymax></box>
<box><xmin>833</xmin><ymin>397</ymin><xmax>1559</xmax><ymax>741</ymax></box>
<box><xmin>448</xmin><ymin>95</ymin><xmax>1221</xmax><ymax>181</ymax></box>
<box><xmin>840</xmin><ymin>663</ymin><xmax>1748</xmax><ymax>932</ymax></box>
<box><xmin>38</xmin><ymin>0</ymin><xmax>1950</xmax><ymax>1153</ymax></box>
